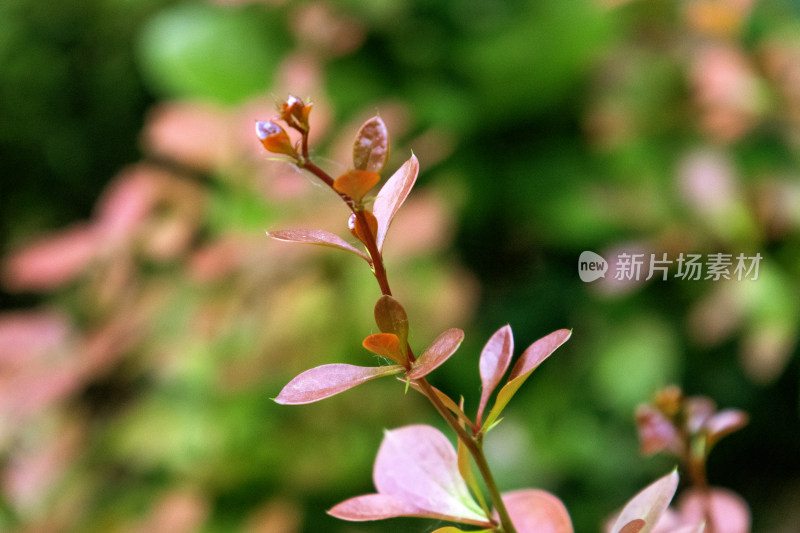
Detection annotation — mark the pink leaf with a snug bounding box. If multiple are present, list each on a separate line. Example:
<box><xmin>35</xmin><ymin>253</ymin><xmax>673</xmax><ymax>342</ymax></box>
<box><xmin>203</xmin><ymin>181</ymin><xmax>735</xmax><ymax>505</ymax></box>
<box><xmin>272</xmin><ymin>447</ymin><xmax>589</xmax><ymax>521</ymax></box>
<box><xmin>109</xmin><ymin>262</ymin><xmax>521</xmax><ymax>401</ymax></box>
<box><xmin>677</xmin><ymin>488</ymin><xmax>750</xmax><ymax>533</ymax></box>
<box><xmin>502</xmin><ymin>489</ymin><xmax>574</xmax><ymax>533</ymax></box>
<box><xmin>3</xmin><ymin>224</ymin><xmax>100</xmax><ymax>292</ymax></box>
<box><xmin>635</xmin><ymin>404</ymin><xmax>679</xmax><ymax>456</ymax></box>
<box><xmin>610</xmin><ymin>470</ymin><xmax>679</xmax><ymax>533</ymax></box>
<box><xmin>669</xmin><ymin>524</ymin><xmax>706</xmax><ymax>533</ymax></box>
<box><xmin>274</xmin><ymin>364</ymin><xmax>402</xmax><ymax>405</ymax></box>
<box><xmin>407</xmin><ymin>328</ymin><xmax>465</xmax><ymax>379</ymax></box>
<box><xmin>508</xmin><ymin>329</ymin><xmax>572</xmax><ymax>381</ymax></box>
<box><xmin>266</xmin><ymin>229</ymin><xmax>369</xmax><ymax>261</ymax></box>
<box><xmin>0</xmin><ymin>310</ymin><xmax>72</xmax><ymax>365</ymax></box>
<box><xmin>483</xmin><ymin>329</ymin><xmax>571</xmax><ymax>430</ymax></box>
<box><xmin>705</xmin><ymin>409</ymin><xmax>748</xmax><ymax>449</ymax></box>
<box><xmin>477</xmin><ymin>325</ymin><xmax>514</xmax><ymax>425</ymax></box>
<box><xmin>329</xmin><ymin>494</ymin><xmax>427</xmax><ymax>521</ymax></box>
<box><xmin>373</xmin><ymin>155</ymin><xmax>419</xmax><ymax>251</ymax></box>
<box><xmin>373</xmin><ymin>425</ymin><xmax>489</xmax><ymax>525</ymax></box>
<box><xmin>329</xmin><ymin>493</ymin><xmax>486</xmax><ymax>525</ymax></box>
<box><xmin>684</xmin><ymin>396</ymin><xmax>716</xmax><ymax>434</ymax></box>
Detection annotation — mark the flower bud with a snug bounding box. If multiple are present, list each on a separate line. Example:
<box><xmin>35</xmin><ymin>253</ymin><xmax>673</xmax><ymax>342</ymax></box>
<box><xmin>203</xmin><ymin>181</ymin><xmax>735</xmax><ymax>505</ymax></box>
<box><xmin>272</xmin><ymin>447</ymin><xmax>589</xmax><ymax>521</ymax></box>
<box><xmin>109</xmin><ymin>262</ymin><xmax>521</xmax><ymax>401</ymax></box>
<box><xmin>255</xmin><ymin>120</ymin><xmax>297</xmax><ymax>157</ymax></box>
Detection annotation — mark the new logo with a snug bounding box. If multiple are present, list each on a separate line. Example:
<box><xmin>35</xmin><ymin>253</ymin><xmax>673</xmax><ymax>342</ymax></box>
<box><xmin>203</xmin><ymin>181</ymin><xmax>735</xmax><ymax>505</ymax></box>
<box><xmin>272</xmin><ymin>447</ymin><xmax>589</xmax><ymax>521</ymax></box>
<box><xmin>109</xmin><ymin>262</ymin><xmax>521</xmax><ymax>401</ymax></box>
<box><xmin>578</xmin><ymin>251</ymin><xmax>608</xmax><ymax>282</ymax></box>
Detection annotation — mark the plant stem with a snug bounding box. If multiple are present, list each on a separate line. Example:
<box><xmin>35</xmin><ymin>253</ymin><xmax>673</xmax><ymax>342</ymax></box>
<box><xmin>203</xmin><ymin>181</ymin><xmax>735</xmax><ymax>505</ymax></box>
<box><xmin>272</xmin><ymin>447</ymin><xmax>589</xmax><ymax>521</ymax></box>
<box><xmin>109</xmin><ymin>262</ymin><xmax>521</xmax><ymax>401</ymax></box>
<box><xmin>417</xmin><ymin>378</ymin><xmax>518</xmax><ymax>533</ymax></box>
<box><xmin>678</xmin><ymin>422</ymin><xmax>715</xmax><ymax>533</ymax></box>
<box><xmin>299</xmin><ymin>160</ymin><xmax>393</xmax><ymax>296</ymax></box>
<box><xmin>300</xmin><ymin>154</ymin><xmax>517</xmax><ymax>533</ymax></box>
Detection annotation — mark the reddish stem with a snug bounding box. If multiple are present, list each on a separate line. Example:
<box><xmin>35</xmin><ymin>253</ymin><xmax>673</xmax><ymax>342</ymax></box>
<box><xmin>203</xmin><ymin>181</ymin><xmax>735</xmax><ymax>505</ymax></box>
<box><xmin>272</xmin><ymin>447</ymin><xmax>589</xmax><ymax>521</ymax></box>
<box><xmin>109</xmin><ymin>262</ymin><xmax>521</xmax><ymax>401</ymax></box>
<box><xmin>295</xmin><ymin>134</ymin><xmax>517</xmax><ymax>533</ymax></box>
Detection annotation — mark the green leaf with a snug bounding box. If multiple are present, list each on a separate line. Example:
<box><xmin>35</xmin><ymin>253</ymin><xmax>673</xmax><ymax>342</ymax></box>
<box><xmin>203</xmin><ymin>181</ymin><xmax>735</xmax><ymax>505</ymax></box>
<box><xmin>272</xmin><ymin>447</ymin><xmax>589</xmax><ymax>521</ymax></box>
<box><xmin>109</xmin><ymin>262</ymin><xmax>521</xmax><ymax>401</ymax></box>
<box><xmin>457</xmin><ymin>438</ymin><xmax>488</xmax><ymax>514</ymax></box>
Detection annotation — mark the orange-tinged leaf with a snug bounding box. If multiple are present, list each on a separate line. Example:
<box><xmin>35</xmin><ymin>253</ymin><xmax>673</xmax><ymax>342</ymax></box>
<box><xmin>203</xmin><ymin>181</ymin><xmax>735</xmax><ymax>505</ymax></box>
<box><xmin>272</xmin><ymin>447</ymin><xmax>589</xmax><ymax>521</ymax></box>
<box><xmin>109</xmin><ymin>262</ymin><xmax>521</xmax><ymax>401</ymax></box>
<box><xmin>618</xmin><ymin>520</ymin><xmax>646</xmax><ymax>533</ymax></box>
<box><xmin>363</xmin><ymin>333</ymin><xmax>405</xmax><ymax>365</ymax></box>
<box><xmin>334</xmin><ymin>170</ymin><xmax>380</xmax><ymax>203</ymax></box>
<box><xmin>483</xmin><ymin>329</ymin><xmax>571</xmax><ymax>430</ymax></box>
<box><xmin>373</xmin><ymin>155</ymin><xmax>419</xmax><ymax>251</ymax></box>
<box><xmin>275</xmin><ymin>363</ymin><xmax>403</xmax><ymax>405</ymax></box>
<box><xmin>353</xmin><ymin>115</ymin><xmax>390</xmax><ymax>173</ymax></box>
<box><xmin>407</xmin><ymin>328</ymin><xmax>465</xmax><ymax>379</ymax></box>
<box><xmin>348</xmin><ymin>211</ymin><xmax>378</xmax><ymax>245</ymax></box>
<box><xmin>266</xmin><ymin>229</ymin><xmax>369</xmax><ymax>261</ymax></box>
<box><xmin>255</xmin><ymin>120</ymin><xmax>297</xmax><ymax>157</ymax></box>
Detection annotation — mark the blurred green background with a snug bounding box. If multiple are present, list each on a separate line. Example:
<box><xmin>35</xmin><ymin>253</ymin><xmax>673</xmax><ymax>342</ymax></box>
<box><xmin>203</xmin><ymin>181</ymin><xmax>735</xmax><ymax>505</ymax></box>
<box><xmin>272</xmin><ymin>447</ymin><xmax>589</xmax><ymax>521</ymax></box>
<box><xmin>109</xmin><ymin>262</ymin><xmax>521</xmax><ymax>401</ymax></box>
<box><xmin>2</xmin><ymin>0</ymin><xmax>799</xmax><ymax>531</ymax></box>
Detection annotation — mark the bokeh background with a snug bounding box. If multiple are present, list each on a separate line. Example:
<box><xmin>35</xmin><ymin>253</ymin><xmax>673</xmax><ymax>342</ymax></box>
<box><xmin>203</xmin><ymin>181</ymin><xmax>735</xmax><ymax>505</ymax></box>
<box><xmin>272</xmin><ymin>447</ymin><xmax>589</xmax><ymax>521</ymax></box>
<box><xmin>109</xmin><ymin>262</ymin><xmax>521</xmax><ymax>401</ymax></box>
<box><xmin>2</xmin><ymin>0</ymin><xmax>799</xmax><ymax>531</ymax></box>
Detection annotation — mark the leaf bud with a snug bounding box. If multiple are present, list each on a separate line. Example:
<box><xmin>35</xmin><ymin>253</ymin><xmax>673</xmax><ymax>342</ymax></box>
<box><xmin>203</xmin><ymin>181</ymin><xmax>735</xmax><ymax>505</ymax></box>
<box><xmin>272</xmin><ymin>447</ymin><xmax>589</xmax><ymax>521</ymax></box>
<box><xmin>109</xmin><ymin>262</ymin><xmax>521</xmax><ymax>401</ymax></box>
<box><xmin>255</xmin><ymin>120</ymin><xmax>298</xmax><ymax>157</ymax></box>
<box><xmin>279</xmin><ymin>94</ymin><xmax>312</xmax><ymax>131</ymax></box>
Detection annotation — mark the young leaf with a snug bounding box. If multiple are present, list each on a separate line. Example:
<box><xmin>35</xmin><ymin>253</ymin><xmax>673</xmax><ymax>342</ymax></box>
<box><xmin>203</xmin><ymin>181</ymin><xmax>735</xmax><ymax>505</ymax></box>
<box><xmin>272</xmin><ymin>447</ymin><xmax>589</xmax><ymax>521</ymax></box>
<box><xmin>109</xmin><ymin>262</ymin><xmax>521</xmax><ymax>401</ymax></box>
<box><xmin>609</xmin><ymin>470</ymin><xmax>679</xmax><ymax>533</ymax></box>
<box><xmin>374</xmin><ymin>295</ymin><xmax>409</xmax><ymax>347</ymax></box>
<box><xmin>407</xmin><ymin>328</ymin><xmax>465</xmax><ymax>379</ymax></box>
<box><xmin>477</xmin><ymin>325</ymin><xmax>514</xmax><ymax>425</ymax></box>
<box><xmin>334</xmin><ymin>170</ymin><xmax>381</xmax><ymax>203</ymax></box>
<box><xmin>348</xmin><ymin>211</ymin><xmax>379</xmax><ymax>245</ymax></box>
<box><xmin>373</xmin><ymin>155</ymin><xmax>419</xmax><ymax>251</ymax></box>
<box><xmin>266</xmin><ymin>229</ymin><xmax>369</xmax><ymax>262</ymax></box>
<box><xmin>501</xmin><ymin>489</ymin><xmax>574</xmax><ymax>533</ymax></box>
<box><xmin>274</xmin><ymin>363</ymin><xmax>403</xmax><ymax>405</ymax></box>
<box><xmin>353</xmin><ymin>115</ymin><xmax>390</xmax><ymax>173</ymax></box>
<box><xmin>374</xmin><ymin>425</ymin><xmax>489</xmax><ymax>524</ymax></box>
<box><xmin>363</xmin><ymin>332</ymin><xmax>406</xmax><ymax>365</ymax></box>
<box><xmin>482</xmin><ymin>329</ymin><xmax>571</xmax><ymax>430</ymax></box>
